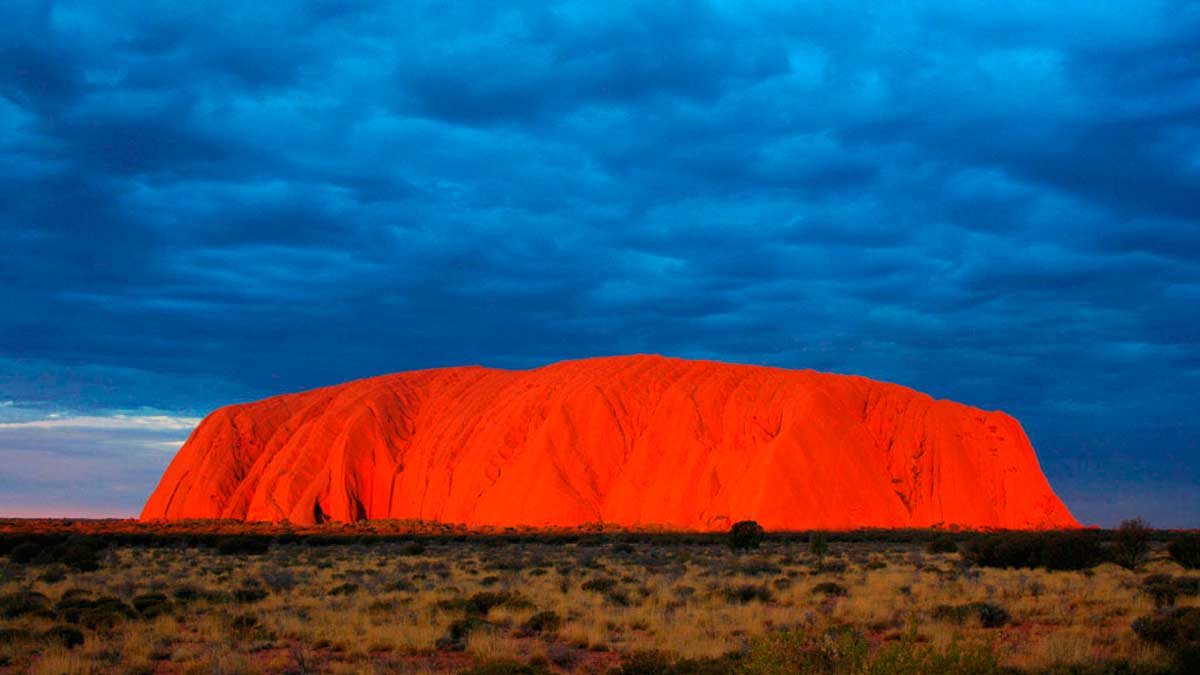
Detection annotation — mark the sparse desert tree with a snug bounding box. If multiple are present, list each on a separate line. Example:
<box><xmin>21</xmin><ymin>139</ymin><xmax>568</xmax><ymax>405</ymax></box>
<box><xmin>1114</xmin><ymin>518</ymin><xmax>1152</xmax><ymax>571</ymax></box>
<box><xmin>729</xmin><ymin>520</ymin><xmax>765</xmax><ymax>551</ymax></box>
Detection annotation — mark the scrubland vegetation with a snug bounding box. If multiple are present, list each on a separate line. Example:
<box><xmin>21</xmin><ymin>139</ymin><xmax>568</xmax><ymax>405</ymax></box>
<box><xmin>0</xmin><ymin>520</ymin><xmax>1197</xmax><ymax>674</ymax></box>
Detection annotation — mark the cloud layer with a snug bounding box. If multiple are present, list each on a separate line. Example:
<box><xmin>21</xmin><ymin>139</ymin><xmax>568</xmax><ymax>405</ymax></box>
<box><xmin>1</xmin><ymin>1</ymin><xmax>1197</xmax><ymax>525</ymax></box>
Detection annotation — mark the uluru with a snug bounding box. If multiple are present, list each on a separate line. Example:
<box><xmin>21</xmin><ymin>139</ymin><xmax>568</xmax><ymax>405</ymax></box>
<box><xmin>141</xmin><ymin>355</ymin><xmax>1078</xmax><ymax>530</ymax></box>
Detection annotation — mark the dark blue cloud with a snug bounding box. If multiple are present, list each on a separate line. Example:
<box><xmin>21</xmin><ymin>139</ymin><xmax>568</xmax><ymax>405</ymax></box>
<box><xmin>0</xmin><ymin>0</ymin><xmax>1197</xmax><ymax>525</ymax></box>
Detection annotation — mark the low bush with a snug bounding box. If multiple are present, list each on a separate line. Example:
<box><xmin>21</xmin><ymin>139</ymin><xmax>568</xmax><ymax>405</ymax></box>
<box><xmin>132</xmin><ymin>592</ymin><xmax>172</xmax><ymax>618</ymax></box>
<box><xmin>0</xmin><ymin>627</ymin><xmax>31</xmax><ymax>645</ymax></box>
<box><xmin>521</xmin><ymin>610</ymin><xmax>561</xmax><ymax>634</ymax></box>
<box><xmin>328</xmin><ymin>582</ymin><xmax>359</xmax><ymax>596</ymax></box>
<box><xmin>811</xmin><ymin>582</ymin><xmax>848</xmax><ymax>597</ymax></box>
<box><xmin>927</xmin><ymin>536</ymin><xmax>959</xmax><ymax>554</ymax></box>
<box><xmin>8</xmin><ymin>542</ymin><xmax>40</xmax><ymax>564</ymax></box>
<box><xmin>0</xmin><ymin>591</ymin><xmax>51</xmax><ymax>619</ymax></box>
<box><xmin>6</xmin><ymin>537</ymin><xmax>101</xmax><ymax>571</ymax></box>
<box><xmin>616</xmin><ymin>650</ymin><xmax>740</xmax><ymax>675</ymax></box>
<box><xmin>1168</xmin><ymin>535</ymin><xmax>1200</xmax><ymax>570</ymax></box>
<box><xmin>1141</xmin><ymin>574</ymin><xmax>1198</xmax><ymax>610</ymax></box>
<box><xmin>723</xmin><ymin>584</ymin><xmax>771</xmax><ymax>604</ymax></box>
<box><xmin>233</xmin><ymin>583</ymin><xmax>269</xmax><ymax>604</ymax></box>
<box><xmin>216</xmin><ymin>536</ymin><xmax>271</xmax><ymax>556</ymax></box>
<box><xmin>43</xmin><ymin>624</ymin><xmax>85</xmax><ymax>648</ymax></box>
<box><xmin>459</xmin><ymin>660</ymin><xmax>549</xmax><ymax>675</ymax></box>
<box><xmin>438</xmin><ymin>591</ymin><xmax>519</xmax><ymax>617</ymax></box>
<box><xmin>742</xmin><ymin>626</ymin><xmax>1000</xmax><ymax>674</ymax></box>
<box><xmin>171</xmin><ymin>586</ymin><xmax>200</xmax><ymax>603</ymax></box>
<box><xmin>932</xmin><ymin>602</ymin><xmax>1011</xmax><ymax>628</ymax></box>
<box><xmin>72</xmin><ymin>597</ymin><xmax>137</xmax><ymax>629</ymax></box>
<box><xmin>1132</xmin><ymin>606</ymin><xmax>1200</xmax><ymax>672</ymax></box>
<box><xmin>580</xmin><ymin>577</ymin><xmax>618</xmax><ymax>593</ymax></box>
<box><xmin>728</xmin><ymin>521</ymin><xmax>765</xmax><ymax>551</ymax></box>
<box><xmin>1112</xmin><ymin>518</ymin><xmax>1152</xmax><ymax>571</ymax></box>
<box><xmin>962</xmin><ymin>531</ymin><xmax>1104</xmax><ymax>570</ymax></box>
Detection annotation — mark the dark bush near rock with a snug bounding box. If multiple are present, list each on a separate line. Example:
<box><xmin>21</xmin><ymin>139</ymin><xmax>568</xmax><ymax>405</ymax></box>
<box><xmin>216</xmin><ymin>536</ymin><xmax>271</xmax><ymax>556</ymax></box>
<box><xmin>963</xmin><ymin>531</ymin><xmax>1104</xmax><ymax>570</ymax></box>
<box><xmin>927</xmin><ymin>536</ymin><xmax>959</xmax><ymax>554</ymax></box>
<box><xmin>728</xmin><ymin>521</ymin><xmax>765</xmax><ymax>551</ymax></box>
<box><xmin>399</xmin><ymin>541</ymin><xmax>427</xmax><ymax>556</ymax></box>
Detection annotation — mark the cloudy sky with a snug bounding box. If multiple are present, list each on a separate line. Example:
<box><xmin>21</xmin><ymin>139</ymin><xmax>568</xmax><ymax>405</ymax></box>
<box><xmin>1</xmin><ymin>1</ymin><xmax>1197</xmax><ymax>526</ymax></box>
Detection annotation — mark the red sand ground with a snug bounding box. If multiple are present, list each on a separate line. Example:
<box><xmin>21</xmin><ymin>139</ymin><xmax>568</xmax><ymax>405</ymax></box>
<box><xmin>141</xmin><ymin>355</ymin><xmax>1078</xmax><ymax>530</ymax></box>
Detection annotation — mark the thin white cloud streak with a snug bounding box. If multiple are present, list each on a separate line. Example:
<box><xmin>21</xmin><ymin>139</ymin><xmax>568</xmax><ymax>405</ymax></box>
<box><xmin>0</xmin><ymin>414</ymin><xmax>201</xmax><ymax>431</ymax></box>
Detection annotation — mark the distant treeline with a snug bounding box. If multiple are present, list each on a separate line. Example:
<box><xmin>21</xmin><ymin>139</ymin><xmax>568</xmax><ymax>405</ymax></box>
<box><xmin>0</xmin><ymin>521</ymin><xmax>1196</xmax><ymax>554</ymax></box>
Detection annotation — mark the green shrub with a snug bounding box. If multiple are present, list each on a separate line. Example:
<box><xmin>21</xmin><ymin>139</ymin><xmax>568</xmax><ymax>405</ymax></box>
<box><xmin>1168</xmin><ymin>535</ymin><xmax>1200</xmax><ymax>570</ymax></box>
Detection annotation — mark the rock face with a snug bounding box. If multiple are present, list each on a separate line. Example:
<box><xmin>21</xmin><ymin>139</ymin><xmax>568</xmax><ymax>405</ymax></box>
<box><xmin>141</xmin><ymin>355</ymin><xmax>1078</xmax><ymax>530</ymax></box>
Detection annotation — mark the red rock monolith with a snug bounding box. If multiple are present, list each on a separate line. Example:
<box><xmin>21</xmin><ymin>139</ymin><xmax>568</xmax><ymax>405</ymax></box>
<box><xmin>141</xmin><ymin>355</ymin><xmax>1079</xmax><ymax>530</ymax></box>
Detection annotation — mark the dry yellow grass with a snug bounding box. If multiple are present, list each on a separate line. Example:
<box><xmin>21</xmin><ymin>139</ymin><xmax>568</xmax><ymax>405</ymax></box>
<box><xmin>1</xmin><ymin>537</ymin><xmax>1195</xmax><ymax>673</ymax></box>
